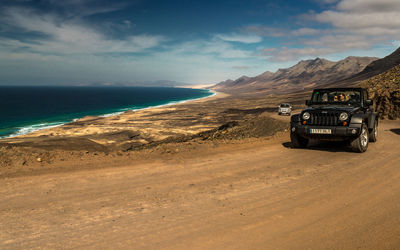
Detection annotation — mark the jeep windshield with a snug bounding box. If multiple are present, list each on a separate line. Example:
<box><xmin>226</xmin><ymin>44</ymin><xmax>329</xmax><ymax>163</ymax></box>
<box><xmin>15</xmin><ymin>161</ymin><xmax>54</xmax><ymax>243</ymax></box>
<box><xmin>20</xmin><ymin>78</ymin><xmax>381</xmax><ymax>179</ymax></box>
<box><xmin>310</xmin><ymin>89</ymin><xmax>362</xmax><ymax>106</ymax></box>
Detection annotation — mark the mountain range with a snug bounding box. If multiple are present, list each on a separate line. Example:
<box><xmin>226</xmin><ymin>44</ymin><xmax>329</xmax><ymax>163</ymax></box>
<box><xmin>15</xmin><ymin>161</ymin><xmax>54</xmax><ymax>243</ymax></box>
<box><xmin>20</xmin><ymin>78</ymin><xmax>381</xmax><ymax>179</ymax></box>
<box><xmin>212</xmin><ymin>47</ymin><xmax>400</xmax><ymax>95</ymax></box>
<box><xmin>324</xmin><ymin>47</ymin><xmax>400</xmax><ymax>88</ymax></box>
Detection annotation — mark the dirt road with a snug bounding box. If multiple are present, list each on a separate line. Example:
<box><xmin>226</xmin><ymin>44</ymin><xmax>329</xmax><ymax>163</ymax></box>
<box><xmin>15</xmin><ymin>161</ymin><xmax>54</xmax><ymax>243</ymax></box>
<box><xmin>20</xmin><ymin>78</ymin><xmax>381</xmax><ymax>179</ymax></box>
<box><xmin>1</xmin><ymin>119</ymin><xmax>399</xmax><ymax>249</ymax></box>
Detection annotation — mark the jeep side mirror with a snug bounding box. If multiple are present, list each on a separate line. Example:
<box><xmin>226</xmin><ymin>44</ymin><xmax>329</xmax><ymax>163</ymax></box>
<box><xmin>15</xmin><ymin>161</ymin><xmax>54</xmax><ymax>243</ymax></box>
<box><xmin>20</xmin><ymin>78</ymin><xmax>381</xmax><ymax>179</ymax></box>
<box><xmin>305</xmin><ymin>100</ymin><xmax>311</xmax><ymax>106</ymax></box>
<box><xmin>366</xmin><ymin>99</ymin><xmax>373</xmax><ymax>106</ymax></box>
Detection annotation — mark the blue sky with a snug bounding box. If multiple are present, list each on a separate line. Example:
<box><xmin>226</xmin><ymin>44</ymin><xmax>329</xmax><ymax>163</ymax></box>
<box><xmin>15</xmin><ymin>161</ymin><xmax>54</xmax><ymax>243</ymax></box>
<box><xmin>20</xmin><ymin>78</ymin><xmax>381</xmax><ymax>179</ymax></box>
<box><xmin>1</xmin><ymin>0</ymin><xmax>400</xmax><ymax>85</ymax></box>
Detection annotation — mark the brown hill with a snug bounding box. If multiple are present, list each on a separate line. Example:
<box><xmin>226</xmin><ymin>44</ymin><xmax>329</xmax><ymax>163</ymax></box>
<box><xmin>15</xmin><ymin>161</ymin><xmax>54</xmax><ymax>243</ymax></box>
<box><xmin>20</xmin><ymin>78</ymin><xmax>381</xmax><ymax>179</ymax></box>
<box><xmin>324</xmin><ymin>47</ymin><xmax>400</xmax><ymax>88</ymax></box>
<box><xmin>212</xmin><ymin>56</ymin><xmax>377</xmax><ymax>95</ymax></box>
<box><xmin>356</xmin><ymin>47</ymin><xmax>400</xmax><ymax>79</ymax></box>
<box><xmin>361</xmin><ymin>64</ymin><xmax>400</xmax><ymax>120</ymax></box>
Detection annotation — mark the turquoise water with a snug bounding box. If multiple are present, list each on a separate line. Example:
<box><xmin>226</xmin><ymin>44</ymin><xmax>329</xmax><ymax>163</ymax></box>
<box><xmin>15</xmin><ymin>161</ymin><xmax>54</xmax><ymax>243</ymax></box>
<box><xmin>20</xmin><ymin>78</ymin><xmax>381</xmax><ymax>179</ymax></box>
<box><xmin>0</xmin><ymin>86</ymin><xmax>213</xmax><ymax>138</ymax></box>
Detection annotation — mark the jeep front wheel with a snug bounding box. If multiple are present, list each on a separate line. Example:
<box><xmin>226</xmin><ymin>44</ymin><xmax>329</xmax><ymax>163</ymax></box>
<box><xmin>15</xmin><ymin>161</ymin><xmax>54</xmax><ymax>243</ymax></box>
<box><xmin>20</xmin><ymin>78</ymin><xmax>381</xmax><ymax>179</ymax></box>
<box><xmin>291</xmin><ymin>132</ymin><xmax>308</xmax><ymax>148</ymax></box>
<box><xmin>350</xmin><ymin>124</ymin><xmax>369</xmax><ymax>153</ymax></box>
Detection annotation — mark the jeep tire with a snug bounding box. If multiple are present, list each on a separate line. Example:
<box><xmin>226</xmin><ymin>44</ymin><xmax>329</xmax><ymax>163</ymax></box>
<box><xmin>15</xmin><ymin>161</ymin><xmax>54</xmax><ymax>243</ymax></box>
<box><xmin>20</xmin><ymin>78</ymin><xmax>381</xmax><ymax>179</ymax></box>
<box><xmin>369</xmin><ymin>120</ymin><xmax>378</xmax><ymax>142</ymax></box>
<box><xmin>291</xmin><ymin>132</ymin><xmax>308</xmax><ymax>148</ymax></box>
<box><xmin>349</xmin><ymin>124</ymin><xmax>369</xmax><ymax>153</ymax></box>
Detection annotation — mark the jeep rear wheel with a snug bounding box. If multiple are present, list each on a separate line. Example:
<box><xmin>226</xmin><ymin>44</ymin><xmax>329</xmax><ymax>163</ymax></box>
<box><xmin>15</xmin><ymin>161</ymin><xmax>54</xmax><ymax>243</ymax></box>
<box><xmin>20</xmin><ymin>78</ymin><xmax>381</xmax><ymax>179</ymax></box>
<box><xmin>291</xmin><ymin>132</ymin><xmax>308</xmax><ymax>148</ymax></box>
<box><xmin>369</xmin><ymin>120</ymin><xmax>378</xmax><ymax>142</ymax></box>
<box><xmin>350</xmin><ymin>124</ymin><xmax>369</xmax><ymax>153</ymax></box>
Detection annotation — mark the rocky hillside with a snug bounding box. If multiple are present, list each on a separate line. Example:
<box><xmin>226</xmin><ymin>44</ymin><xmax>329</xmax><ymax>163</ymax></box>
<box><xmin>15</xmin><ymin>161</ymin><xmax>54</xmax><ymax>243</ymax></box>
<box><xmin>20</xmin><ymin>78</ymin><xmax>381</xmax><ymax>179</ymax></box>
<box><xmin>325</xmin><ymin>47</ymin><xmax>400</xmax><ymax>88</ymax></box>
<box><xmin>361</xmin><ymin>64</ymin><xmax>400</xmax><ymax>120</ymax></box>
<box><xmin>212</xmin><ymin>56</ymin><xmax>377</xmax><ymax>95</ymax></box>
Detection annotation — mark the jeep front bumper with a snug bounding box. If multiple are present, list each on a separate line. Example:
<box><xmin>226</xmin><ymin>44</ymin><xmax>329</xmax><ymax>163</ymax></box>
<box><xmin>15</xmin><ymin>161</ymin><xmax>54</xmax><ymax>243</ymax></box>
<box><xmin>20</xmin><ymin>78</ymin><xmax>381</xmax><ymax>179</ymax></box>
<box><xmin>291</xmin><ymin>124</ymin><xmax>361</xmax><ymax>140</ymax></box>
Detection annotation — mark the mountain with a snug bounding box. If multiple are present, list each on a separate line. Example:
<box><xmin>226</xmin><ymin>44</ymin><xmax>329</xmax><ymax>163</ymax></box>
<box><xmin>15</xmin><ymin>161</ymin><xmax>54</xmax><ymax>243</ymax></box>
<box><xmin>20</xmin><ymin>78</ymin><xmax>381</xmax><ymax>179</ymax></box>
<box><xmin>212</xmin><ymin>56</ymin><xmax>377</xmax><ymax>95</ymax></box>
<box><xmin>361</xmin><ymin>64</ymin><xmax>400</xmax><ymax>119</ymax></box>
<box><xmin>356</xmin><ymin>47</ymin><xmax>400</xmax><ymax>79</ymax></box>
<box><xmin>215</xmin><ymin>76</ymin><xmax>250</xmax><ymax>89</ymax></box>
<box><xmin>326</xmin><ymin>47</ymin><xmax>400</xmax><ymax>87</ymax></box>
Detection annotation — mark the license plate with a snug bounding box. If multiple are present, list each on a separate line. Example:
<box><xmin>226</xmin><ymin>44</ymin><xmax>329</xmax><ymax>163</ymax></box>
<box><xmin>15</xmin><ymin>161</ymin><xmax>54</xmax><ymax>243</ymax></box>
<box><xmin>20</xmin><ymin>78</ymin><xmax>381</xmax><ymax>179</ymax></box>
<box><xmin>310</xmin><ymin>129</ymin><xmax>332</xmax><ymax>134</ymax></box>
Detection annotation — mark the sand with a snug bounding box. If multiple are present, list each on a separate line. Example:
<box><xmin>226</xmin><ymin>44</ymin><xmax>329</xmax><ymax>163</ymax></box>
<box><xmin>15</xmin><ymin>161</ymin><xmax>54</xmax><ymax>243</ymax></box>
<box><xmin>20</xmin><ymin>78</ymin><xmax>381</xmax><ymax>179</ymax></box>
<box><xmin>0</xmin><ymin>91</ymin><xmax>399</xmax><ymax>249</ymax></box>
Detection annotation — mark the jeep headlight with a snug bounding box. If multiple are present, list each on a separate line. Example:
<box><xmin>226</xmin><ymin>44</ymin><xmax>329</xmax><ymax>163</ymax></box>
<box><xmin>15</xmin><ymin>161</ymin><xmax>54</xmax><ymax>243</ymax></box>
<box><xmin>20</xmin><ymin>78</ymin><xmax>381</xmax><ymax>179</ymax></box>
<box><xmin>339</xmin><ymin>112</ymin><xmax>349</xmax><ymax>121</ymax></box>
<box><xmin>302</xmin><ymin>112</ymin><xmax>310</xmax><ymax>120</ymax></box>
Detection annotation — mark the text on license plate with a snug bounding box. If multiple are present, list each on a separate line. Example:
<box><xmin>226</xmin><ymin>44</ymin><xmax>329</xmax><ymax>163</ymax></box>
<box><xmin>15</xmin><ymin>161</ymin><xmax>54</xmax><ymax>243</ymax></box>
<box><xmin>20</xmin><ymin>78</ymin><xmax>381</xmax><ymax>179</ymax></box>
<box><xmin>310</xmin><ymin>129</ymin><xmax>332</xmax><ymax>134</ymax></box>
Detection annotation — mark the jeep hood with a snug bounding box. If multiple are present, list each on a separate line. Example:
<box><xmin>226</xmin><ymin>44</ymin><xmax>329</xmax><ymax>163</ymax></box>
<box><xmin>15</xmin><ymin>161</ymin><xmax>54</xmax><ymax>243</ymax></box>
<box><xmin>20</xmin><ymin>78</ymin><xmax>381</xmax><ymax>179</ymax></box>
<box><xmin>304</xmin><ymin>105</ymin><xmax>360</xmax><ymax>113</ymax></box>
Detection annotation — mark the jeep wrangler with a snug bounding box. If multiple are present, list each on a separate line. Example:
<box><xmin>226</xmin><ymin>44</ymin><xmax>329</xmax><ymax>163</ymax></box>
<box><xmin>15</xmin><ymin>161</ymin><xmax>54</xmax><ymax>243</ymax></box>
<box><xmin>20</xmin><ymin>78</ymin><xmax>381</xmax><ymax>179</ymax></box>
<box><xmin>290</xmin><ymin>88</ymin><xmax>378</xmax><ymax>153</ymax></box>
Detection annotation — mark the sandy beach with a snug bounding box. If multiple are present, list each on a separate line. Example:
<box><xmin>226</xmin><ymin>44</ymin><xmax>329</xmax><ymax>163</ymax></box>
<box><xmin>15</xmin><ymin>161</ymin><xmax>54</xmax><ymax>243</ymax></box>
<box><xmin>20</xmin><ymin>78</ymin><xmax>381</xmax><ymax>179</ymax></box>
<box><xmin>10</xmin><ymin>90</ymin><xmax>227</xmax><ymax>138</ymax></box>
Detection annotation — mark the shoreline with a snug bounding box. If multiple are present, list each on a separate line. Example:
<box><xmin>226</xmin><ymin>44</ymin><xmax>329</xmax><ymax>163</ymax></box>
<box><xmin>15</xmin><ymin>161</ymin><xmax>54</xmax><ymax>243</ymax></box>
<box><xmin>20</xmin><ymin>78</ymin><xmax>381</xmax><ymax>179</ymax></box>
<box><xmin>0</xmin><ymin>90</ymin><xmax>290</xmax><ymax>167</ymax></box>
<box><xmin>1</xmin><ymin>88</ymin><xmax>222</xmax><ymax>140</ymax></box>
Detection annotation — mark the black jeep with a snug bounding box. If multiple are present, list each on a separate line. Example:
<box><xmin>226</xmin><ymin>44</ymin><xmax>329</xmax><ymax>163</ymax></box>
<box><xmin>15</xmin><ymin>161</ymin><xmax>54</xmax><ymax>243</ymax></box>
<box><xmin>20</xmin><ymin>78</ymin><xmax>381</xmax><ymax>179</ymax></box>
<box><xmin>290</xmin><ymin>88</ymin><xmax>378</xmax><ymax>153</ymax></box>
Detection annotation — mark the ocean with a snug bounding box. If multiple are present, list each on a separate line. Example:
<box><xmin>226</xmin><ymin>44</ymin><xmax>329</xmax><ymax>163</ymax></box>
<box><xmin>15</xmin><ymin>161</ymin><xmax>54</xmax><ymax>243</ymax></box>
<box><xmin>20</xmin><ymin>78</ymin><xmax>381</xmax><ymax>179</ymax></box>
<box><xmin>0</xmin><ymin>86</ymin><xmax>213</xmax><ymax>138</ymax></box>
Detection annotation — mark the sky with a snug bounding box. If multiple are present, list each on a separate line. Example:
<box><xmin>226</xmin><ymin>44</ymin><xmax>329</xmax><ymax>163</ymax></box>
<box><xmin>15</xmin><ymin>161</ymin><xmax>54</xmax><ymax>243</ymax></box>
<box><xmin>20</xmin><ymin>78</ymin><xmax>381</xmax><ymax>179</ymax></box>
<box><xmin>1</xmin><ymin>0</ymin><xmax>400</xmax><ymax>86</ymax></box>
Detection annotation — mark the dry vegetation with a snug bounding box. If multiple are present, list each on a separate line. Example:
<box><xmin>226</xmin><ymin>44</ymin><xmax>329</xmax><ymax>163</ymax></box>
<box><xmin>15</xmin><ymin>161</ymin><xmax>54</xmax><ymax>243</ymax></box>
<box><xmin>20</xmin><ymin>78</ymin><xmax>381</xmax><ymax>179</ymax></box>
<box><xmin>361</xmin><ymin>64</ymin><xmax>400</xmax><ymax>119</ymax></box>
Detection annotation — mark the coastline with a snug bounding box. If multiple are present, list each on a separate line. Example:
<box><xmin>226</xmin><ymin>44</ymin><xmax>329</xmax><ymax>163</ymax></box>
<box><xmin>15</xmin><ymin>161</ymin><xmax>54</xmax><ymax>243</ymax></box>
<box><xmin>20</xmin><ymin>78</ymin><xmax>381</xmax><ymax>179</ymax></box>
<box><xmin>1</xmin><ymin>88</ymin><xmax>218</xmax><ymax>140</ymax></box>
<box><xmin>0</xmin><ymin>88</ymin><xmax>294</xmax><ymax>156</ymax></box>
<box><xmin>0</xmin><ymin>89</ymin><xmax>290</xmax><ymax>168</ymax></box>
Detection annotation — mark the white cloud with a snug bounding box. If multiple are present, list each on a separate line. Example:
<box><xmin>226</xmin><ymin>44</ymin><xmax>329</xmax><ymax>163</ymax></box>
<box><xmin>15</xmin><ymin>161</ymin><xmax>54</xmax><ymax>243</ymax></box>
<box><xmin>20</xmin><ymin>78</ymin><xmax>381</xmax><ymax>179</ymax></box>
<box><xmin>243</xmin><ymin>26</ymin><xmax>287</xmax><ymax>37</ymax></box>
<box><xmin>316</xmin><ymin>11</ymin><xmax>400</xmax><ymax>32</ymax></box>
<box><xmin>0</xmin><ymin>5</ymin><xmax>264</xmax><ymax>85</ymax></box>
<box><xmin>303</xmin><ymin>33</ymin><xmax>380</xmax><ymax>50</ymax></box>
<box><xmin>314</xmin><ymin>0</ymin><xmax>339</xmax><ymax>4</ymax></box>
<box><xmin>291</xmin><ymin>28</ymin><xmax>320</xmax><ymax>36</ymax></box>
<box><xmin>166</xmin><ymin>39</ymin><xmax>253</xmax><ymax>59</ymax></box>
<box><xmin>203</xmin><ymin>40</ymin><xmax>252</xmax><ymax>58</ymax></box>
<box><xmin>215</xmin><ymin>33</ymin><xmax>262</xmax><ymax>43</ymax></box>
<box><xmin>2</xmin><ymin>0</ymin><xmax>400</xmax><ymax>84</ymax></box>
<box><xmin>263</xmin><ymin>47</ymin><xmax>335</xmax><ymax>62</ymax></box>
<box><xmin>0</xmin><ymin>7</ymin><xmax>165</xmax><ymax>55</ymax></box>
<box><xmin>337</xmin><ymin>0</ymin><xmax>400</xmax><ymax>12</ymax></box>
<box><xmin>261</xmin><ymin>29</ymin><xmax>391</xmax><ymax>62</ymax></box>
<box><xmin>243</xmin><ymin>26</ymin><xmax>321</xmax><ymax>37</ymax></box>
<box><xmin>254</xmin><ymin>0</ymin><xmax>400</xmax><ymax>62</ymax></box>
<box><xmin>44</xmin><ymin>0</ymin><xmax>127</xmax><ymax>18</ymax></box>
<box><xmin>316</xmin><ymin>0</ymin><xmax>400</xmax><ymax>37</ymax></box>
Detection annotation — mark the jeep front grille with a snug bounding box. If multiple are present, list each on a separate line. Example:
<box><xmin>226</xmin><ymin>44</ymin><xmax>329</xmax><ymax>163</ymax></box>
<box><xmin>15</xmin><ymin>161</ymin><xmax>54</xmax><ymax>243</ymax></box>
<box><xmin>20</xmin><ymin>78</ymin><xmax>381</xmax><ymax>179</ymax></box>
<box><xmin>309</xmin><ymin>112</ymin><xmax>340</xmax><ymax>126</ymax></box>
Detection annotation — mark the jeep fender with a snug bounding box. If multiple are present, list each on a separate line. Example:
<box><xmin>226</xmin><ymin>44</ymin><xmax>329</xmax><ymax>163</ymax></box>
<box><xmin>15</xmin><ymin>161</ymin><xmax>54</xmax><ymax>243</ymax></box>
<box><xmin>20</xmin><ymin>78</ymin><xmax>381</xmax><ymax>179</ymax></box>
<box><xmin>349</xmin><ymin>114</ymin><xmax>365</xmax><ymax>128</ymax></box>
<box><xmin>368</xmin><ymin>112</ymin><xmax>378</xmax><ymax>129</ymax></box>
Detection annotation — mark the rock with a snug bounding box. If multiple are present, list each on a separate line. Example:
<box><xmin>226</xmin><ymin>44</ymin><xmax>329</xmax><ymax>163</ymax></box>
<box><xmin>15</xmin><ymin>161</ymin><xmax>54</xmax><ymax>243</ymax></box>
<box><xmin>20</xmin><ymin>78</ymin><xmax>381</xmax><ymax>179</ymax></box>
<box><xmin>36</xmin><ymin>157</ymin><xmax>42</xmax><ymax>162</ymax></box>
